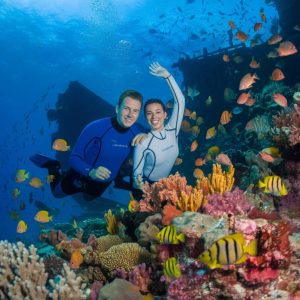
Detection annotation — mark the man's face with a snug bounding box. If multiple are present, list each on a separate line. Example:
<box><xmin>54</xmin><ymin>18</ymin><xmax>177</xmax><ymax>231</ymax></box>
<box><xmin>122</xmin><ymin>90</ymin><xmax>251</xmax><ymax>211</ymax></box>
<box><xmin>116</xmin><ymin>96</ymin><xmax>141</xmax><ymax>128</ymax></box>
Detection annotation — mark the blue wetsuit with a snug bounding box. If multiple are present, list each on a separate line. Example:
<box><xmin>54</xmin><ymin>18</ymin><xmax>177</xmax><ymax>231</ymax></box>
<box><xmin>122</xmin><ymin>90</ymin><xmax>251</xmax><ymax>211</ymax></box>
<box><xmin>52</xmin><ymin>117</ymin><xmax>142</xmax><ymax>198</ymax></box>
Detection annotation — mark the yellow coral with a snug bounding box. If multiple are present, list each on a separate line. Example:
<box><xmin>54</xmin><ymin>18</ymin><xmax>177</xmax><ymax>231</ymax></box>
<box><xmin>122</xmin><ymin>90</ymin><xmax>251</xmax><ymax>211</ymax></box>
<box><xmin>207</xmin><ymin>163</ymin><xmax>235</xmax><ymax>195</ymax></box>
<box><xmin>104</xmin><ymin>209</ymin><xmax>118</xmax><ymax>235</ymax></box>
<box><xmin>177</xmin><ymin>188</ymin><xmax>204</xmax><ymax>212</ymax></box>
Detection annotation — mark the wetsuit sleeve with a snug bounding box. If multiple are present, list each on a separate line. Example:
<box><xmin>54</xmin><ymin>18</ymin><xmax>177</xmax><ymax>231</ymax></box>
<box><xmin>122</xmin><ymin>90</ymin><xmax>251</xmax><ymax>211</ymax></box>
<box><xmin>132</xmin><ymin>143</ymin><xmax>147</xmax><ymax>188</ymax></box>
<box><xmin>69</xmin><ymin>120</ymin><xmax>104</xmax><ymax>177</ymax></box>
<box><xmin>166</xmin><ymin>75</ymin><xmax>185</xmax><ymax>136</ymax></box>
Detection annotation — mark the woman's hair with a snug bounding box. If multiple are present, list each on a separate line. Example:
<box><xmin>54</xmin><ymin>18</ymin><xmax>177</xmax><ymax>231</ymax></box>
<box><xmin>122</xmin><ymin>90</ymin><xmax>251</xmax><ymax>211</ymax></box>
<box><xmin>144</xmin><ymin>98</ymin><xmax>166</xmax><ymax>115</ymax></box>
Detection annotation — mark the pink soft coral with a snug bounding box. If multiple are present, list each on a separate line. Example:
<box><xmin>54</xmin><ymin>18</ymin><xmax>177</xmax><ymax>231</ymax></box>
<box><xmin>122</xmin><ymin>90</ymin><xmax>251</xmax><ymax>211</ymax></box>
<box><xmin>205</xmin><ymin>187</ymin><xmax>252</xmax><ymax>217</ymax></box>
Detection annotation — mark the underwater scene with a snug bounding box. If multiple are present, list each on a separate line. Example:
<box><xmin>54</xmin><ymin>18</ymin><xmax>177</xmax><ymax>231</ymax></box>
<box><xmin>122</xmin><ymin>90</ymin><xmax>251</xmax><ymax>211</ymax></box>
<box><xmin>1</xmin><ymin>0</ymin><xmax>300</xmax><ymax>299</ymax></box>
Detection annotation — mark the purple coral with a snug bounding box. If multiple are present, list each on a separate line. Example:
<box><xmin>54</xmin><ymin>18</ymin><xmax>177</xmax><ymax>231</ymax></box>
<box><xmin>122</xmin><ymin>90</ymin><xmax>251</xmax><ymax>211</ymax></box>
<box><xmin>205</xmin><ymin>187</ymin><xmax>252</xmax><ymax>217</ymax></box>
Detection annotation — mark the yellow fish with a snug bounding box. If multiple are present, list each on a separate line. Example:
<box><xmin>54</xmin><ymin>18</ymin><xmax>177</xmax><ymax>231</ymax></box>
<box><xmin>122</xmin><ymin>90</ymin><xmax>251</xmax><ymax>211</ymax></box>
<box><xmin>156</xmin><ymin>225</ymin><xmax>185</xmax><ymax>244</ymax></box>
<box><xmin>261</xmin><ymin>147</ymin><xmax>281</xmax><ymax>157</ymax></box>
<box><xmin>17</xmin><ymin>220</ymin><xmax>27</xmax><ymax>233</ymax></box>
<box><xmin>16</xmin><ymin>169</ymin><xmax>29</xmax><ymax>183</ymax></box>
<box><xmin>34</xmin><ymin>210</ymin><xmax>53</xmax><ymax>223</ymax></box>
<box><xmin>163</xmin><ymin>257</ymin><xmax>181</xmax><ymax>279</ymax></box>
<box><xmin>199</xmin><ymin>233</ymin><xmax>257</xmax><ymax>269</ymax></box>
<box><xmin>47</xmin><ymin>175</ymin><xmax>56</xmax><ymax>184</ymax></box>
<box><xmin>72</xmin><ymin>219</ymin><xmax>78</xmax><ymax>229</ymax></box>
<box><xmin>189</xmin><ymin>111</ymin><xmax>197</xmax><ymax>120</ymax></box>
<box><xmin>206</xmin><ymin>126</ymin><xmax>216</xmax><ymax>139</ymax></box>
<box><xmin>258</xmin><ymin>175</ymin><xmax>288</xmax><ymax>196</ymax></box>
<box><xmin>52</xmin><ymin>138</ymin><xmax>70</xmax><ymax>152</ymax></box>
<box><xmin>128</xmin><ymin>192</ymin><xmax>139</xmax><ymax>213</ymax></box>
<box><xmin>207</xmin><ymin>146</ymin><xmax>221</xmax><ymax>156</ymax></box>
<box><xmin>69</xmin><ymin>249</ymin><xmax>84</xmax><ymax>269</ymax></box>
<box><xmin>29</xmin><ymin>177</ymin><xmax>43</xmax><ymax>188</ymax></box>
<box><xmin>12</xmin><ymin>188</ymin><xmax>21</xmax><ymax>199</ymax></box>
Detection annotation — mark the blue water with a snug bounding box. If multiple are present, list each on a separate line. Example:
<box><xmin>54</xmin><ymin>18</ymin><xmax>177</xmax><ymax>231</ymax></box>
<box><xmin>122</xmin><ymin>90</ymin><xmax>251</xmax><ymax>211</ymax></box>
<box><xmin>0</xmin><ymin>0</ymin><xmax>278</xmax><ymax>244</ymax></box>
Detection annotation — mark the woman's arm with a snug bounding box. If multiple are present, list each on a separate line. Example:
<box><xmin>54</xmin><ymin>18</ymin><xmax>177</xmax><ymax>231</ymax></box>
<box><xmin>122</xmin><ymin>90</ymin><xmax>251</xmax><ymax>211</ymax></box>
<box><xmin>132</xmin><ymin>144</ymin><xmax>146</xmax><ymax>189</ymax></box>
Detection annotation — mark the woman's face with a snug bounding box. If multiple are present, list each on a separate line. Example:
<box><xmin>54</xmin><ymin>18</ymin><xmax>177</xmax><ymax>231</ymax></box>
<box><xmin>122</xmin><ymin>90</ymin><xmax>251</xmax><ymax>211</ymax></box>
<box><xmin>145</xmin><ymin>103</ymin><xmax>167</xmax><ymax>132</ymax></box>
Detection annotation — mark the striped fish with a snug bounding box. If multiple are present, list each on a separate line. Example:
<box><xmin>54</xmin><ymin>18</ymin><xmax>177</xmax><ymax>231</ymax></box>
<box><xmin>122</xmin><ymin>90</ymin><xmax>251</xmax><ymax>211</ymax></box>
<box><xmin>245</xmin><ymin>115</ymin><xmax>270</xmax><ymax>139</ymax></box>
<box><xmin>156</xmin><ymin>225</ymin><xmax>185</xmax><ymax>244</ymax></box>
<box><xmin>163</xmin><ymin>257</ymin><xmax>181</xmax><ymax>279</ymax></box>
<box><xmin>198</xmin><ymin>233</ymin><xmax>257</xmax><ymax>269</ymax></box>
<box><xmin>258</xmin><ymin>175</ymin><xmax>288</xmax><ymax>196</ymax></box>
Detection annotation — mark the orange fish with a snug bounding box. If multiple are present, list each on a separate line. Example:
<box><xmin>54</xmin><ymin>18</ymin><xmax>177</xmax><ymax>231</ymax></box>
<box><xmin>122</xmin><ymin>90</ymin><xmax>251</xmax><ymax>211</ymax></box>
<box><xmin>190</xmin><ymin>140</ymin><xmax>198</xmax><ymax>152</ymax></box>
<box><xmin>254</xmin><ymin>22</ymin><xmax>262</xmax><ymax>31</ymax></box>
<box><xmin>220</xmin><ymin>111</ymin><xmax>232</xmax><ymax>125</ymax></box>
<box><xmin>249</xmin><ymin>57</ymin><xmax>260</xmax><ymax>69</ymax></box>
<box><xmin>193</xmin><ymin>168</ymin><xmax>204</xmax><ymax>179</ymax></box>
<box><xmin>244</xmin><ymin>98</ymin><xmax>256</xmax><ymax>106</ymax></box>
<box><xmin>235</xmin><ymin>31</ymin><xmax>248</xmax><ymax>42</ymax></box>
<box><xmin>17</xmin><ymin>220</ymin><xmax>27</xmax><ymax>233</ymax></box>
<box><xmin>272</xmin><ymin>93</ymin><xmax>288</xmax><ymax>107</ymax></box>
<box><xmin>175</xmin><ymin>157</ymin><xmax>183</xmax><ymax>166</ymax></box>
<box><xmin>16</xmin><ymin>169</ymin><xmax>29</xmax><ymax>183</ymax></box>
<box><xmin>128</xmin><ymin>192</ymin><xmax>139</xmax><ymax>212</ymax></box>
<box><xmin>239</xmin><ymin>73</ymin><xmax>259</xmax><ymax>90</ymax></box>
<box><xmin>271</xmin><ymin>68</ymin><xmax>285</xmax><ymax>81</ymax></box>
<box><xmin>237</xmin><ymin>92</ymin><xmax>250</xmax><ymax>104</ymax></box>
<box><xmin>223</xmin><ymin>54</ymin><xmax>230</xmax><ymax>62</ymax></box>
<box><xmin>34</xmin><ymin>210</ymin><xmax>52</xmax><ymax>223</ymax></box>
<box><xmin>70</xmin><ymin>249</ymin><xmax>84</xmax><ymax>269</ymax></box>
<box><xmin>181</xmin><ymin>120</ymin><xmax>192</xmax><ymax>132</ymax></box>
<box><xmin>259</xmin><ymin>151</ymin><xmax>276</xmax><ymax>163</ymax></box>
<box><xmin>216</xmin><ymin>153</ymin><xmax>232</xmax><ymax>166</ymax></box>
<box><xmin>52</xmin><ymin>138</ymin><xmax>70</xmax><ymax>152</ymax></box>
<box><xmin>228</xmin><ymin>20</ymin><xmax>236</xmax><ymax>29</ymax></box>
<box><xmin>277</xmin><ymin>41</ymin><xmax>298</xmax><ymax>57</ymax></box>
<box><xmin>195</xmin><ymin>158</ymin><xmax>206</xmax><ymax>167</ymax></box>
<box><xmin>206</xmin><ymin>127</ymin><xmax>216</xmax><ymax>139</ymax></box>
<box><xmin>267</xmin><ymin>34</ymin><xmax>282</xmax><ymax>45</ymax></box>
<box><xmin>29</xmin><ymin>177</ymin><xmax>43</xmax><ymax>188</ymax></box>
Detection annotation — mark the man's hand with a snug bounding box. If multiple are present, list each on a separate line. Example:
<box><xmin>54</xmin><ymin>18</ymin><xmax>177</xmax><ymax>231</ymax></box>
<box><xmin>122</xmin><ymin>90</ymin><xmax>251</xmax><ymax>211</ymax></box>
<box><xmin>149</xmin><ymin>62</ymin><xmax>170</xmax><ymax>79</ymax></box>
<box><xmin>133</xmin><ymin>174</ymin><xmax>144</xmax><ymax>190</ymax></box>
<box><xmin>89</xmin><ymin>166</ymin><xmax>111</xmax><ymax>181</ymax></box>
<box><xmin>131</xmin><ymin>133</ymin><xmax>148</xmax><ymax>146</ymax></box>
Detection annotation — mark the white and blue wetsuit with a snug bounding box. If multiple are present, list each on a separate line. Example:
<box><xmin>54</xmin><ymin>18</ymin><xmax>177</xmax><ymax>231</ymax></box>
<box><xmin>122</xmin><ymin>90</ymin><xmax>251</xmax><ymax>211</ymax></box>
<box><xmin>133</xmin><ymin>75</ymin><xmax>185</xmax><ymax>187</ymax></box>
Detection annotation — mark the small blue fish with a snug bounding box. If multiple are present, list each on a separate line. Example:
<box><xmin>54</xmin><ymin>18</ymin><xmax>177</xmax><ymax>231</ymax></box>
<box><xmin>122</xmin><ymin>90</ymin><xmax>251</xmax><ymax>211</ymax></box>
<box><xmin>232</xmin><ymin>106</ymin><xmax>243</xmax><ymax>115</ymax></box>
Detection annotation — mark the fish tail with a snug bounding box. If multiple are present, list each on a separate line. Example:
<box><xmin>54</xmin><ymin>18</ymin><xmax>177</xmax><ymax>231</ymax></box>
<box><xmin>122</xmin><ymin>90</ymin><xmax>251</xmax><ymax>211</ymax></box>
<box><xmin>49</xmin><ymin>216</ymin><xmax>53</xmax><ymax>221</ymax></box>
<box><xmin>258</xmin><ymin>180</ymin><xmax>265</xmax><ymax>188</ymax></box>
<box><xmin>177</xmin><ymin>233</ymin><xmax>185</xmax><ymax>243</ymax></box>
<box><xmin>245</xmin><ymin>239</ymin><xmax>257</xmax><ymax>256</ymax></box>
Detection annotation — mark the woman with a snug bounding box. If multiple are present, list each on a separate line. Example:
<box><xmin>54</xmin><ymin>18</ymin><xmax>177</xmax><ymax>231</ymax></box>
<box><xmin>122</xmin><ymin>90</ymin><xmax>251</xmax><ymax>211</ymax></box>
<box><xmin>132</xmin><ymin>62</ymin><xmax>185</xmax><ymax>195</ymax></box>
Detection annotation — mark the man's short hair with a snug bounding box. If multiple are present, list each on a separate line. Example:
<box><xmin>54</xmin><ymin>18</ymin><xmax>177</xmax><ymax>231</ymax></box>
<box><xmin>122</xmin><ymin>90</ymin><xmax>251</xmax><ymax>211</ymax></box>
<box><xmin>144</xmin><ymin>98</ymin><xmax>166</xmax><ymax>115</ymax></box>
<box><xmin>118</xmin><ymin>90</ymin><xmax>143</xmax><ymax>106</ymax></box>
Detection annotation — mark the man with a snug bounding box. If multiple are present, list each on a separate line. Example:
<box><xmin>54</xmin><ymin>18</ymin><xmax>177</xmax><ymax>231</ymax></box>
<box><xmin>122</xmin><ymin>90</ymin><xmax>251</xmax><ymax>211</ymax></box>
<box><xmin>30</xmin><ymin>90</ymin><xmax>144</xmax><ymax>200</ymax></box>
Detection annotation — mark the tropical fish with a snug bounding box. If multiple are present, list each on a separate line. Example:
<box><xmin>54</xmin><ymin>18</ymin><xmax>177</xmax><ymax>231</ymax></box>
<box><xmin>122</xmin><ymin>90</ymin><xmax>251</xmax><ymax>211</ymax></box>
<box><xmin>184</xmin><ymin>108</ymin><xmax>191</xmax><ymax>117</ymax></box>
<box><xmin>261</xmin><ymin>147</ymin><xmax>281</xmax><ymax>157</ymax></box>
<box><xmin>16</xmin><ymin>169</ymin><xmax>29</xmax><ymax>183</ymax></box>
<box><xmin>224</xmin><ymin>88</ymin><xmax>236</xmax><ymax>102</ymax></box>
<box><xmin>72</xmin><ymin>219</ymin><xmax>78</xmax><ymax>229</ymax></box>
<box><xmin>181</xmin><ymin>120</ymin><xmax>192</xmax><ymax>132</ymax></box>
<box><xmin>47</xmin><ymin>175</ymin><xmax>55</xmax><ymax>184</ymax></box>
<box><xmin>187</xmin><ymin>86</ymin><xmax>200</xmax><ymax>101</ymax></box>
<box><xmin>205</xmin><ymin>96</ymin><xmax>212</xmax><ymax>106</ymax></box>
<box><xmin>34</xmin><ymin>210</ymin><xmax>53</xmax><ymax>223</ymax></box>
<box><xmin>235</xmin><ymin>31</ymin><xmax>248</xmax><ymax>42</ymax></box>
<box><xmin>17</xmin><ymin>220</ymin><xmax>27</xmax><ymax>233</ymax></box>
<box><xmin>267</xmin><ymin>34</ymin><xmax>282</xmax><ymax>45</ymax></box>
<box><xmin>69</xmin><ymin>249</ymin><xmax>84</xmax><ymax>269</ymax></box>
<box><xmin>195</xmin><ymin>158</ymin><xmax>206</xmax><ymax>167</ymax></box>
<box><xmin>193</xmin><ymin>168</ymin><xmax>204</xmax><ymax>179</ymax></box>
<box><xmin>239</xmin><ymin>73</ymin><xmax>259</xmax><ymax>90</ymax></box>
<box><xmin>222</xmin><ymin>54</ymin><xmax>230</xmax><ymax>62</ymax></box>
<box><xmin>12</xmin><ymin>188</ymin><xmax>21</xmax><ymax>199</ymax></box>
<box><xmin>259</xmin><ymin>152</ymin><xmax>277</xmax><ymax>163</ymax></box>
<box><xmin>128</xmin><ymin>192</ymin><xmax>139</xmax><ymax>213</ymax></box>
<box><xmin>191</xmin><ymin>125</ymin><xmax>200</xmax><ymax>137</ymax></box>
<box><xmin>277</xmin><ymin>41</ymin><xmax>298</xmax><ymax>57</ymax></box>
<box><xmin>196</xmin><ymin>116</ymin><xmax>204</xmax><ymax>125</ymax></box>
<box><xmin>190</xmin><ymin>140</ymin><xmax>198</xmax><ymax>152</ymax></box>
<box><xmin>258</xmin><ymin>175</ymin><xmax>288</xmax><ymax>196</ymax></box>
<box><xmin>249</xmin><ymin>57</ymin><xmax>260</xmax><ymax>69</ymax></box>
<box><xmin>156</xmin><ymin>225</ymin><xmax>185</xmax><ymax>244</ymax></box>
<box><xmin>216</xmin><ymin>153</ymin><xmax>232</xmax><ymax>166</ymax></box>
<box><xmin>254</xmin><ymin>22</ymin><xmax>262</xmax><ymax>31</ymax></box>
<box><xmin>52</xmin><ymin>138</ymin><xmax>70</xmax><ymax>152</ymax></box>
<box><xmin>174</xmin><ymin>157</ymin><xmax>183</xmax><ymax>166</ymax></box>
<box><xmin>29</xmin><ymin>177</ymin><xmax>43</xmax><ymax>188</ymax></box>
<box><xmin>198</xmin><ymin>233</ymin><xmax>257</xmax><ymax>269</ymax></box>
<box><xmin>163</xmin><ymin>257</ymin><xmax>181</xmax><ymax>279</ymax></box>
<box><xmin>228</xmin><ymin>20</ymin><xmax>236</xmax><ymax>29</ymax></box>
<box><xmin>233</xmin><ymin>55</ymin><xmax>243</xmax><ymax>64</ymax></box>
<box><xmin>207</xmin><ymin>146</ymin><xmax>221</xmax><ymax>156</ymax></box>
<box><xmin>232</xmin><ymin>107</ymin><xmax>243</xmax><ymax>115</ymax></box>
<box><xmin>189</xmin><ymin>111</ymin><xmax>197</xmax><ymax>120</ymax></box>
<box><xmin>220</xmin><ymin>111</ymin><xmax>232</xmax><ymax>125</ymax></box>
<box><xmin>244</xmin><ymin>97</ymin><xmax>256</xmax><ymax>106</ymax></box>
<box><xmin>206</xmin><ymin>126</ymin><xmax>216</xmax><ymax>139</ymax></box>
<box><xmin>272</xmin><ymin>93</ymin><xmax>288</xmax><ymax>107</ymax></box>
<box><xmin>250</xmin><ymin>38</ymin><xmax>259</xmax><ymax>47</ymax></box>
<box><xmin>260</xmin><ymin>8</ymin><xmax>266</xmax><ymax>22</ymax></box>
<box><xmin>271</xmin><ymin>68</ymin><xmax>285</xmax><ymax>81</ymax></box>
<box><xmin>267</xmin><ymin>50</ymin><xmax>278</xmax><ymax>58</ymax></box>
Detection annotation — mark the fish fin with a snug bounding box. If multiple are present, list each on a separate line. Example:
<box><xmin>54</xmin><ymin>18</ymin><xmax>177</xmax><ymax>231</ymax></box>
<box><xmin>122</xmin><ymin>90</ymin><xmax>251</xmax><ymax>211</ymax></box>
<box><xmin>49</xmin><ymin>216</ymin><xmax>53</xmax><ymax>221</ymax></box>
<box><xmin>174</xmin><ymin>266</ymin><xmax>181</xmax><ymax>278</ymax></box>
<box><xmin>245</xmin><ymin>239</ymin><xmax>257</xmax><ymax>256</ymax></box>
<box><xmin>177</xmin><ymin>233</ymin><xmax>185</xmax><ymax>243</ymax></box>
<box><xmin>235</xmin><ymin>254</ymin><xmax>247</xmax><ymax>265</ymax></box>
<box><xmin>264</xmin><ymin>188</ymin><xmax>269</xmax><ymax>193</ymax></box>
<box><xmin>258</xmin><ymin>180</ymin><xmax>265</xmax><ymax>188</ymax></box>
<box><xmin>208</xmin><ymin>260</ymin><xmax>221</xmax><ymax>269</ymax></box>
